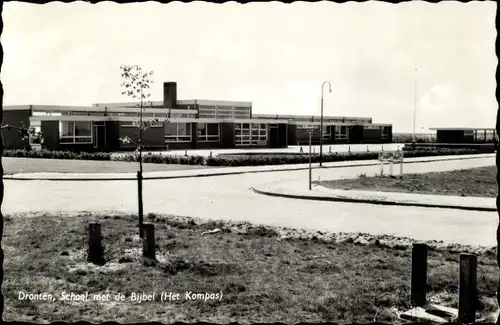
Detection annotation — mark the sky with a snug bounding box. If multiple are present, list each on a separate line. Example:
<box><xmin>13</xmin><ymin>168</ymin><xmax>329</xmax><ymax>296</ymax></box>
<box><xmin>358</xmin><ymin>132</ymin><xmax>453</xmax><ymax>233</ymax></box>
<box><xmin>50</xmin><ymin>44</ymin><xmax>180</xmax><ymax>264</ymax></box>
<box><xmin>1</xmin><ymin>1</ymin><xmax>497</xmax><ymax>133</ymax></box>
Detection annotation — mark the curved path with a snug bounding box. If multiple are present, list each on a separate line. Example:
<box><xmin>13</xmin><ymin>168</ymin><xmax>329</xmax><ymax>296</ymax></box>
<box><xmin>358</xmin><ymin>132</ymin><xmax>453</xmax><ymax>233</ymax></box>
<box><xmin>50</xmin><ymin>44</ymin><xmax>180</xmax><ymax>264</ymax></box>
<box><xmin>3</xmin><ymin>156</ymin><xmax>497</xmax><ymax>247</ymax></box>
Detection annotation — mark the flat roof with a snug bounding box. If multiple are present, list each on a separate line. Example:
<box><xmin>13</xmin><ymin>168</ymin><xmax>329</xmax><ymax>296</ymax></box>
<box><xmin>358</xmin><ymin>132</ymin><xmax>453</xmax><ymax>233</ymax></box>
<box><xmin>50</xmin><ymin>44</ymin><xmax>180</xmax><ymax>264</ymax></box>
<box><xmin>253</xmin><ymin>113</ymin><xmax>372</xmax><ymax>120</ymax></box>
<box><xmin>429</xmin><ymin>127</ymin><xmax>495</xmax><ymax>131</ymax></box>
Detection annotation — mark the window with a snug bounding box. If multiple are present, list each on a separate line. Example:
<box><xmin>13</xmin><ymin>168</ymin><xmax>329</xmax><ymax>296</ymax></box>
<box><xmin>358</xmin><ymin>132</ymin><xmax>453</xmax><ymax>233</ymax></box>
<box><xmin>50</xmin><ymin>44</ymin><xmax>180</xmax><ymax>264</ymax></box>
<box><xmin>169</xmin><ymin>112</ymin><xmax>196</xmax><ymax>118</ymax></box>
<box><xmin>70</xmin><ymin>111</ymin><xmax>88</xmax><ymax>116</ymax></box>
<box><xmin>215</xmin><ymin>106</ymin><xmax>233</xmax><ymax>119</ymax></box>
<box><xmin>197</xmin><ymin>123</ymin><xmax>220</xmax><ymax>142</ymax></box>
<box><xmin>165</xmin><ymin>123</ymin><xmax>191</xmax><ymax>142</ymax></box>
<box><xmin>235</xmin><ymin>123</ymin><xmax>267</xmax><ymax>146</ymax></box>
<box><xmin>381</xmin><ymin>127</ymin><xmax>390</xmax><ymax>139</ymax></box>
<box><xmin>198</xmin><ymin>105</ymin><xmax>216</xmax><ymax>118</ymax></box>
<box><xmin>486</xmin><ymin>130</ymin><xmax>495</xmax><ymax>142</ymax></box>
<box><xmin>234</xmin><ymin>107</ymin><xmax>251</xmax><ymax>119</ymax></box>
<box><xmin>335</xmin><ymin>125</ymin><xmax>348</xmax><ymax>140</ymax></box>
<box><xmin>322</xmin><ymin>126</ymin><xmax>331</xmax><ymax>140</ymax></box>
<box><xmin>59</xmin><ymin>121</ymin><xmax>93</xmax><ymax>144</ymax></box>
<box><xmin>29</xmin><ymin>121</ymin><xmax>42</xmax><ymax>145</ymax></box>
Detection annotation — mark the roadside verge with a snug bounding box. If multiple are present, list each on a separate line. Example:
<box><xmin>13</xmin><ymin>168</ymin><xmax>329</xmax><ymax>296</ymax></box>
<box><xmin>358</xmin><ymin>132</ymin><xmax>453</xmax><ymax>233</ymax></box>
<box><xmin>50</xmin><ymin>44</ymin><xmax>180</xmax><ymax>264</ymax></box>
<box><xmin>251</xmin><ymin>184</ymin><xmax>496</xmax><ymax>212</ymax></box>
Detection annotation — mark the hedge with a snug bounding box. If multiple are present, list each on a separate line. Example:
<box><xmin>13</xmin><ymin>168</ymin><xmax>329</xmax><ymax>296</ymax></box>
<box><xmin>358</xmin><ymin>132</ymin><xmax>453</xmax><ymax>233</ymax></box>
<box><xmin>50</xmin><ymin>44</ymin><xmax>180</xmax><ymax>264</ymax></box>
<box><xmin>204</xmin><ymin>148</ymin><xmax>482</xmax><ymax>166</ymax></box>
<box><xmin>111</xmin><ymin>152</ymin><xmax>205</xmax><ymax>165</ymax></box>
<box><xmin>2</xmin><ymin>147</ymin><xmax>489</xmax><ymax>166</ymax></box>
<box><xmin>2</xmin><ymin>149</ymin><xmax>112</xmax><ymax>160</ymax></box>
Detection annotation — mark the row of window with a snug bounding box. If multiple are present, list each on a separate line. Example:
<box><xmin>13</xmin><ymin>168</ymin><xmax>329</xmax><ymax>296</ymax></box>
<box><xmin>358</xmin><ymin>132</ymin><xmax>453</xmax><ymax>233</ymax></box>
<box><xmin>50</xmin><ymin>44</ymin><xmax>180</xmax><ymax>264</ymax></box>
<box><xmin>56</xmin><ymin>121</ymin><xmax>389</xmax><ymax>145</ymax></box>
<box><xmin>164</xmin><ymin>123</ymin><xmax>221</xmax><ymax>143</ymax></box>
<box><xmin>315</xmin><ymin>126</ymin><xmax>348</xmax><ymax>140</ymax></box>
<box><xmin>57</xmin><ymin>122</ymin><xmax>223</xmax><ymax>144</ymax></box>
<box><xmin>198</xmin><ymin>105</ymin><xmax>251</xmax><ymax>119</ymax></box>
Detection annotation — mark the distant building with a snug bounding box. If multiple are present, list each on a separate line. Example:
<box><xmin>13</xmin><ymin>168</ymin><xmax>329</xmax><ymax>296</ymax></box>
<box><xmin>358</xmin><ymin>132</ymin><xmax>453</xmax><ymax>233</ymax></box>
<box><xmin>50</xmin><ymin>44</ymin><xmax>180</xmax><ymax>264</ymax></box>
<box><xmin>429</xmin><ymin>127</ymin><xmax>495</xmax><ymax>143</ymax></box>
<box><xmin>2</xmin><ymin>82</ymin><xmax>393</xmax><ymax>151</ymax></box>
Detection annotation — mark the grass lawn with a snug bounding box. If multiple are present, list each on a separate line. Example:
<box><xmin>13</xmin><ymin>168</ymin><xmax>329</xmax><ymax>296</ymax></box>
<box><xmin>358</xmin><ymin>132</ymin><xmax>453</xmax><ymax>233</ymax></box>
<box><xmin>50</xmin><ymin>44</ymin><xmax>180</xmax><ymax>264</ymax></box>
<box><xmin>317</xmin><ymin>166</ymin><xmax>498</xmax><ymax>198</ymax></box>
<box><xmin>1</xmin><ymin>157</ymin><xmax>213</xmax><ymax>175</ymax></box>
<box><xmin>2</xmin><ymin>212</ymin><xmax>498</xmax><ymax>323</ymax></box>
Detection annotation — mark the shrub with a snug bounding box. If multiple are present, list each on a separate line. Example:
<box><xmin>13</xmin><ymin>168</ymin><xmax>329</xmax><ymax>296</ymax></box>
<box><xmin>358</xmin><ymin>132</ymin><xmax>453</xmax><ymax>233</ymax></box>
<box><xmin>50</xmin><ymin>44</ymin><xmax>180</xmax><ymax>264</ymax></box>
<box><xmin>4</xmin><ymin>146</ymin><xmax>488</xmax><ymax>166</ymax></box>
<box><xmin>2</xmin><ymin>149</ymin><xmax>112</xmax><ymax>160</ymax></box>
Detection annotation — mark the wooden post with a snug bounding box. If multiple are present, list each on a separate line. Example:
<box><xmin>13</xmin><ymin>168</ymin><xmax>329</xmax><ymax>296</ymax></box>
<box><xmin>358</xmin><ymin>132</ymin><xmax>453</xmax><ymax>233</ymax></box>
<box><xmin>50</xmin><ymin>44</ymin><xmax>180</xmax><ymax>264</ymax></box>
<box><xmin>411</xmin><ymin>243</ymin><xmax>428</xmax><ymax>307</ymax></box>
<box><xmin>88</xmin><ymin>223</ymin><xmax>104</xmax><ymax>265</ymax></box>
<box><xmin>459</xmin><ymin>253</ymin><xmax>477</xmax><ymax>324</ymax></box>
<box><xmin>329</xmin><ymin>146</ymin><xmax>332</xmax><ymax>153</ymax></box>
<box><xmin>142</xmin><ymin>223</ymin><xmax>156</xmax><ymax>260</ymax></box>
<box><xmin>137</xmin><ymin>171</ymin><xmax>144</xmax><ymax>238</ymax></box>
<box><xmin>300</xmin><ymin>147</ymin><xmax>303</xmax><ymax>154</ymax></box>
<box><xmin>389</xmin><ymin>158</ymin><xmax>394</xmax><ymax>176</ymax></box>
<box><xmin>184</xmin><ymin>149</ymin><xmax>188</xmax><ymax>156</ymax></box>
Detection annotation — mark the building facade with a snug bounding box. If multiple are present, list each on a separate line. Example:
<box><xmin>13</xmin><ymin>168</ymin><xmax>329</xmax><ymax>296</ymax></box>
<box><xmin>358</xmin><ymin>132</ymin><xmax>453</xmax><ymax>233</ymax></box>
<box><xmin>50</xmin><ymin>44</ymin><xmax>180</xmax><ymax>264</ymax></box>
<box><xmin>429</xmin><ymin>127</ymin><xmax>496</xmax><ymax>144</ymax></box>
<box><xmin>2</xmin><ymin>82</ymin><xmax>393</xmax><ymax>151</ymax></box>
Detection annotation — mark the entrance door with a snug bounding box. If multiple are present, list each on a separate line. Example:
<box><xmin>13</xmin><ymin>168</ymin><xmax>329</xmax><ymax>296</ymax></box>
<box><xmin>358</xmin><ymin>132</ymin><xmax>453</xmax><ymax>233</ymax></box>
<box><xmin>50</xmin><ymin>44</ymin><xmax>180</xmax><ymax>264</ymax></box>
<box><xmin>94</xmin><ymin>124</ymin><xmax>107</xmax><ymax>150</ymax></box>
<box><xmin>268</xmin><ymin>125</ymin><xmax>279</xmax><ymax>148</ymax></box>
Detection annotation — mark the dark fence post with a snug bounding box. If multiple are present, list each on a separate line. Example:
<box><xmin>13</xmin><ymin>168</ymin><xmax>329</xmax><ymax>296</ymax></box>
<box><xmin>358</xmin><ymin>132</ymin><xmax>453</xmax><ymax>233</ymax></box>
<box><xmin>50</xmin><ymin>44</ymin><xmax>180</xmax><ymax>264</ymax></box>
<box><xmin>88</xmin><ymin>222</ymin><xmax>104</xmax><ymax>265</ymax></box>
<box><xmin>411</xmin><ymin>243</ymin><xmax>428</xmax><ymax>307</ymax></box>
<box><xmin>142</xmin><ymin>223</ymin><xmax>156</xmax><ymax>260</ymax></box>
<box><xmin>459</xmin><ymin>253</ymin><xmax>477</xmax><ymax>324</ymax></box>
<box><xmin>137</xmin><ymin>171</ymin><xmax>144</xmax><ymax>238</ymax></box>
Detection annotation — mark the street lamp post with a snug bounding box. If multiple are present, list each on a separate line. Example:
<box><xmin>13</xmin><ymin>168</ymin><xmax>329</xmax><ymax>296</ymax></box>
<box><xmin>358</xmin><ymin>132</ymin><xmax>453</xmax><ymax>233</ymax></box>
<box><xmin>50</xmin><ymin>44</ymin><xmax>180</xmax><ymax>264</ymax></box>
<box><xmin>413</xmin><ymin>68</ymin><xmax>417</xmax><ymax>144</ymax></box>
<box><xmin>320</xmin><ymin>81</ymin><xmax>332</xmax><ymax>167</ymax></box>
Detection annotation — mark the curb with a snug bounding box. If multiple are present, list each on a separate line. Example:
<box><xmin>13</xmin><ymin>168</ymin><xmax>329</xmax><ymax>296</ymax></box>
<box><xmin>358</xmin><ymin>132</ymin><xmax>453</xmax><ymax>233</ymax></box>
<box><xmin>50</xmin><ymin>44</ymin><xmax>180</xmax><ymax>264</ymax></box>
<box><xmin>2</xmin><ymin>154</ymin><xmax>495</xmax><ymax>181</ymax></box>
<box><xmin>250</xmin><ymin>187</ymin><xmax>497</xmax><ymax>212</ymax></box>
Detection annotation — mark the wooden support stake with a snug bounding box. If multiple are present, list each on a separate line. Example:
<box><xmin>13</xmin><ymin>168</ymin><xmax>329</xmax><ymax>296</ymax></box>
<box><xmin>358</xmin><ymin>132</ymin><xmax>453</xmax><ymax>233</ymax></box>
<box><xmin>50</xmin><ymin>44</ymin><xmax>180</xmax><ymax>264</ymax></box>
<box><xmin>411</xmin><ymin>243</ymin><xmax>428</xmax><ymax>307</ymax></box>
<box><xmin>459</xmin><ymin>253</ymin><xmax>477</xmax><ymax>324</ymax></box>
<box><xmin>137</xmin><ymin>171</ymin><xmax>144</xmax><ymax>238</ymax></box>
<box><xmin>88</xmin><ymin>223</ymin><xmax>104</xmax><ymax>265</ymax></box>
<box><xmin>142</xmin><ymin>223</ymin><xmax>156</xmax><ymax>260</ymax></box>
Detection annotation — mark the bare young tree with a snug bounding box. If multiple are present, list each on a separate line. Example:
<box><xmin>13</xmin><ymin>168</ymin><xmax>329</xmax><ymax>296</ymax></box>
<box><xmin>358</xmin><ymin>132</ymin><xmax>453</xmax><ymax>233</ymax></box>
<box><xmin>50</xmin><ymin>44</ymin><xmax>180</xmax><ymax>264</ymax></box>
<box><xmin>119</xmin><ymin>65</ymin><xmax>167</xmax><ymax>238</ymax></box>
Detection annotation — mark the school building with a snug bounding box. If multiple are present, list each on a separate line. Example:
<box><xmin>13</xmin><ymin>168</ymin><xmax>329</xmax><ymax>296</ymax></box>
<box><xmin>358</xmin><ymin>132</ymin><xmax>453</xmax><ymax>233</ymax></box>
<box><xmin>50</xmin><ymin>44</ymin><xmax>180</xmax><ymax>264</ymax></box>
<box><xmin>429</xmin><ymin>127</ymin><xmax>496</xmax><ymax>144</ymax></box>
<box><xmin>2</xmin><ymin>82</ymin><xmax>393</xmax><ymax>151</ymax></box>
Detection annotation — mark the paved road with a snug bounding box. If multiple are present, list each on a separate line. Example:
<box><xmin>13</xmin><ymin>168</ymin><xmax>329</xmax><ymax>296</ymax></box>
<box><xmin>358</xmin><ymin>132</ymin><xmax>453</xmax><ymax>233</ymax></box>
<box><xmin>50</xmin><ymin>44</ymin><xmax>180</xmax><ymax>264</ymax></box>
<box><xmin>3</xmin><ymin>156</ymin><xmax>497</xmax><ymax>247</ymax></box>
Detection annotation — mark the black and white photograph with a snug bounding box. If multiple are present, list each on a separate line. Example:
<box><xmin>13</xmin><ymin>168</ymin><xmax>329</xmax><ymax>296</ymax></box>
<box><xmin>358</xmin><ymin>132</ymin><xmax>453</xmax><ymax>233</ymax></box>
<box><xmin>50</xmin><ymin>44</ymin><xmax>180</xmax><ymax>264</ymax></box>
<box><xmin>0</xmin><ymin>0</ymin><xmax>498</xmax><ymax>323</ymax></box>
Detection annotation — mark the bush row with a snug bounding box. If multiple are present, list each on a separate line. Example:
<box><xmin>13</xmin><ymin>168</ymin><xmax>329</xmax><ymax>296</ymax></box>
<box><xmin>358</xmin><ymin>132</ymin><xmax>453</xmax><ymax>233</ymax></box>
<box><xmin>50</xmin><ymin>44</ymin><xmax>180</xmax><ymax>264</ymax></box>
<box><xmin>111</xmin><ymin>152</ymin><xmax>205</xmax><ymax>165</ymax></box>
<box><xmin>2</xmin><ymin>147</ymin><xmax>485</xmax><ymax>166</ymax></box>
<box><xmin>2</xmin><ymin>149</ymin><xmax>112</xmax><ymax>160</ymax></box>
<box><xmin>112</xmin><ymin>148</ymin><xmax>482</xmax><ymax>166</ymax></box>
<box><xmin>204</xmin><ymin>148</ymin><xmax>481</xmax><ymax>166</ymax></box>
<box><xmin>403</xmin><ymin>143</ymin><xmax>495</xmax><ymax>153</ymax></box>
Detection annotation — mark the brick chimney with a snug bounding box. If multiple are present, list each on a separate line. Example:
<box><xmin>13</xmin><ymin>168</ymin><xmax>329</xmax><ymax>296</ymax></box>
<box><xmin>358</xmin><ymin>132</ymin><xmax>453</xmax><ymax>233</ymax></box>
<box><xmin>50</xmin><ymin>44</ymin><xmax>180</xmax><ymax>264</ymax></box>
<box><xmin>163</xmin><ymin>82</ymin><xmax>177</xmax><ymax>109</ymax></box>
